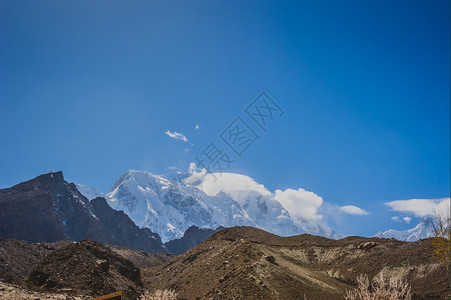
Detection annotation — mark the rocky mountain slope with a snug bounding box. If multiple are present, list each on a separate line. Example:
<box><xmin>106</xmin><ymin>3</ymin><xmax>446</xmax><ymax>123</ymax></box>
<box><xmin>0</xmin><ymin>238</ymin><xmax>172</xmax><ymax>284</ymax></box>
<box><xmin>106</xmin><ymin>170</ymin><xmax>340</xmax><ymax>242</ymax></box>
<box><xmin>142</xmin><ymin>226</ymin><xmax>449</xmax><ymax>299</ymax></box>
<box><xmin>0</xmin><ymin>172</ymin><xmax>165</xmax><ymax>252</ymax></box>
<box><xmin>28</xmin><ymin>240</ymin><xmax>143</xmax><ymax>299</ymax></box>
<box><xmin>0</xmin><ymin>238</ymin><xmax>70</xmax><ymax>282</ymax></box>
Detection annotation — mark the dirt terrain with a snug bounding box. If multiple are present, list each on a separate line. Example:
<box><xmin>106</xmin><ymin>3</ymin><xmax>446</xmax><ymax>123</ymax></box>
<box><xmin>0</xmin><ymin>238</ymin><xmax>173</xmax><ymax>299</ymax></box>
<box><xmin>142</xmin><ymin>226</ymin><xmax>449</xmax><ymax>300</ymax></box>
<box><xmin>27</xmin><ymin>240</ymin><xmax>143</xmax><ymax>299</ymax></box>
<box><xmin>108</xmin><ymin>244</ymin><xmax>173</xmax><ymax>269</ymax></box>
<box><xmin>0</xmin><ymin>280</ymin><xmax>90</xmax><ymax>300</ymax></box>
<box><xmin>0</xmin><ymin>239</ymin><xmax>70</xmax><ymax>283</ymax></box>
<box><xmin>0</xmin><ymin>227</ymin><xmax>448</xmax><ymax>299</ymax></box>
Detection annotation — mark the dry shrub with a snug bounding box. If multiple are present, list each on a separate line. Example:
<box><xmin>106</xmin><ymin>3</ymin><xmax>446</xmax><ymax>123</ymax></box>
<box><xmin>431</xmin><ymin>202</ymin><xmax>451</xmax><ymax>289</ymax></box>
<box><xmin>345</xmin><ymin>273</ymin><xmax>411</xmax><ymax>300</ymax></box>
<box><xmin>139</xmin><ymin>289</ymin><xmax>178</xmax><ymax>300</ymax></box>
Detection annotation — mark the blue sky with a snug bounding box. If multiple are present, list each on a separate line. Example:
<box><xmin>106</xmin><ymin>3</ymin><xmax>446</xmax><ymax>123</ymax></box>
<box><xmin>0</xmin><ymin>1</ymin><xmax>449</xmax><ymax>236</ymax></box>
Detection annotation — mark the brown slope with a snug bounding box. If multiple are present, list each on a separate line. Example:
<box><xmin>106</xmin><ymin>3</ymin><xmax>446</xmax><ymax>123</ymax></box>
<box><xmin>165</xmin><ymin>226</ymin><xmax>223</xmax><ymax>255</ymax></box>
<box><xmin>0</xmin><ymin>238</ymin><xmax>172</xmax><ymax>285</ymax></box>
<box><xmin>27</xmin><ymin>240</ymin><xmax>142</xmax><ymax>299</ymax></box>
<box><xmin>142</xmin><ymin>226</ymin><xmax>449</xmax><ymax>300</ymax></box>
<box><xmin>108</xmin><ymin>244</ymin><xmax>174</xmax><ymax>269</ymax></box>
<box><xmin>0</xmin><ymin>239</ymin><xmax>70</xmax><ymax>282</ymax></box>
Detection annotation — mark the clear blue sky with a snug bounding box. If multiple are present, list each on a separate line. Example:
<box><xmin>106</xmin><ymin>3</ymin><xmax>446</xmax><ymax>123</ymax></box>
<box><xmin>1</xmin><ymin>1</ymin><xmax>449</xmax><ymax>236</ymax></box>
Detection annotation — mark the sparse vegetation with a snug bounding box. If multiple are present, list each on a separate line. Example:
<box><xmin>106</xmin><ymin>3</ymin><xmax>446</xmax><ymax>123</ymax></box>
<box><xmin>345</xmin><ymin>273</ymin><xmax>411</xmax><ymax>300</ymax></box>
<box><xmin>139</xmin><ymin>289</ymin><xmax>178</xmax><ymax>300</ymax></box>
<box><xmin>431</xmin><ymin>202</ymin><xmax>451</xmax><ymax>289</ymax></box>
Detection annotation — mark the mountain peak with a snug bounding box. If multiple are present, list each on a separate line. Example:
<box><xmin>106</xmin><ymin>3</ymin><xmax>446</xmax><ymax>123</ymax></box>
<box><xmin>110</xmin><ymin>169</ymin><xmax>168</xmax><ymax>192</ymax></box>
<box><xmin>36</xmin><ymin>170</ymin><xmax>64</xmax><ymax>181</ymax></box>
<box><xmin>27</xmin><ymin>170</ymin><xmax>64</xmax><ymax>183</ymax></box>
<box><xmin>419</xmin><ymin>214</ymin><xmax>437</xmax><ymax>224</ymax></box>
<box><xmin>374</xmin><ymin>214</ymin><xmax>438</xmax><ymax>241</ymax></box>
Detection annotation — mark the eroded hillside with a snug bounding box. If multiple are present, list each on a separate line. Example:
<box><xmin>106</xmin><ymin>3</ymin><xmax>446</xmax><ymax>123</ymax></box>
<box><xmin>143</xmin><ymin>226</ymin><xmax>448</xmax><ymax>299</ymax></box>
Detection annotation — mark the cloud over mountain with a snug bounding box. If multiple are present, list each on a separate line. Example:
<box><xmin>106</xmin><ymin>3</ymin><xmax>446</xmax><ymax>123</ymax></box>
<box><xmin>274</xmin><ymin>188</ymin><xmax>324</xmax><ymax>221</ymax></box>
<box><xmin>385</xmin><ymin>198</ymin><xmax>450</xmax><ymax>217</ymax></box>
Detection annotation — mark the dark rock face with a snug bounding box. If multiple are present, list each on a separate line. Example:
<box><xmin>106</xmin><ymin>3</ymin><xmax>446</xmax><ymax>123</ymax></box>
<box><xmin>90</xmin><ymin>197</ymin><xmax>166</xmax><ymax>253</ymax></box>
<box><xmin>165</xmin><ymin>226</ymin><xmax>223</xmax><ymax>255</ymax></box>
<box><xmin>0</xmin><ymin>187</ymin><xmax>65</xmax><ymax>243</ymax></box>
<box><xmin>28</xmin><ymin>240</ymin><xmax>142</xmax><ymax>298</ymax></box>
<box><xmin>0</xmin><ymin>172</ymin><xmax>165</xmax><ymax>253</ymax></box>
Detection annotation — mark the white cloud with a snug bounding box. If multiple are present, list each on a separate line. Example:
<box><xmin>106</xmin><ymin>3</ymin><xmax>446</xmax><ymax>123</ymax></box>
<box><xmin>201</xmin><ymin>172</ymin><xmax>271</xmax><ymax>197</ymax></box>
<box><xmin>274</xmin><ymin>188</ymin><xmax>323</xmax><ymax>221</ymax></box>
<box><xmin>402</xmin><ymin>216</ymin><xmax>411</xmax><ymax>224</ymax></box>
<box><xmin>195</xmin><ymin>124</ymin><xmax>200</xmax><ymax>130</ymax></box>
<box><xmin>197</xmin><ymin>169</ymin><xmax>323</xmax><ymax>221</ymax></box>
<box><xmin>165</xmin><ymin>130</ymin><xmax>188</xmax><ymax>142</ymax></box>
<box><xmin>385</xmin><ymin>198</ymin><xmax>450</xmax><ymax>217</ymax></box>
<box><xmin>189</xmin><ymin>163</ymin><xmax>367</xmax><ymax>223</ymax></box>
<box><xmin>391</xmin><ymin>215</ymin><xmax>412</xmax><ymax>224</ymax></box>
<box><xmin>183</xmin><ymin>162</ymin><xmax>207</xmax><ymax>185</ymax></box>
<box><xmin>339</xmin><ymin>205</ymin><xmax>369</xmax><ymax>215</ymax></box>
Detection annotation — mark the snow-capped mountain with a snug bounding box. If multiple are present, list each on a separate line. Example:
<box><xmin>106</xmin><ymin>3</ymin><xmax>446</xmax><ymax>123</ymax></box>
<box><xmin>374</xmin><ymin>214</ymin><xmax>438</xmax><ymax>241</ymax></box>
<box><xmin>76</xmin><ymin>184</ymin><xmax>104</xmax><ymax>200</ymax></box>
<box><xmin>106</xmin><ymin>170</ymin><xmax>340</xmax><ymax>242</ymax></box>
<box><xmin>106</xmin><ymin>170</ymin><xmax>248</xmax><ymax>241</ymax></box>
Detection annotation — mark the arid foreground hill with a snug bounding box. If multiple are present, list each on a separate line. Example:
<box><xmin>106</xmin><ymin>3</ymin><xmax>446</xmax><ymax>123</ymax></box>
<box><xmin>0</xmin><ymin>227</ymin><xmax>448</xmax><ymax>299</ymax></box>
<box><xmin>0</xmin><ymin>238</ymin><xmax>172</xmax><ymax>299</ymax></box>
<box><xmin>143</xmin><ymin>226</ymin><xmax>449</xmax><ymax>299</ymax></box>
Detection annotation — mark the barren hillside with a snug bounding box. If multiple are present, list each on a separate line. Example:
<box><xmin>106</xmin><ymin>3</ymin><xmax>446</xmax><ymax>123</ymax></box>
<box><xmin>143</xmin><ymin>226</ymin><xmax>449</xmax><ymax>299</ymax></box>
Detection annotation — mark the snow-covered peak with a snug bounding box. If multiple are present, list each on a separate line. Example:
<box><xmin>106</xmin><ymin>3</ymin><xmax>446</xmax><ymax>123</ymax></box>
<box><xmin>110</xmin><ymin>169</ymin><xmax>171</xmax><ymax>193</ymax></box>
<box><xmin>76</xmin><ymin>184</ymin><xmax>105</xmax><ymax>201</ymax></box>
<box><xmin>106</xmin><ymin>169</ymin><xmax>341</xmax><ymax>242</ymax></box>
<box><xmin>374</xmin><ymin>214</ymin><xmax>438</xmax><ymax>241</ymax></box>
<box><xmin>107</xmin><ymin>169</ymin><xmax>223</xmax><ymax>242</ymax></box>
